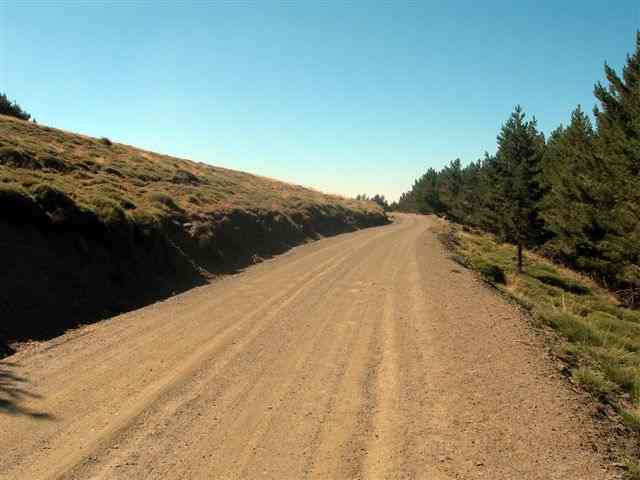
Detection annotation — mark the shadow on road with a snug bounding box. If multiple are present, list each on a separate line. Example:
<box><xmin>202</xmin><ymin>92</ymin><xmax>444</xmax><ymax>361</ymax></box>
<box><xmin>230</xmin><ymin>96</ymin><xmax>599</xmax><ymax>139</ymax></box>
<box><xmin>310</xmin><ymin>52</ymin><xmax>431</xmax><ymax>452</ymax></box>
<box><xmin>0</xmin><ymin>361</ymin><xmax>55</xmax><ymax>420</ymax></box>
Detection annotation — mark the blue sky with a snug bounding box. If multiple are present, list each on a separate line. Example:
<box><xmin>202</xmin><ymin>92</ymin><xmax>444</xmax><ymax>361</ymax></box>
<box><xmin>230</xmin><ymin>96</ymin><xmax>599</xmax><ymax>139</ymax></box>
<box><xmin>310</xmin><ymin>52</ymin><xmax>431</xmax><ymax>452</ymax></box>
<box><xmin>1</xmin><ymin>1</ymin><xmax>638</xmax><ymax>200</ymax></box>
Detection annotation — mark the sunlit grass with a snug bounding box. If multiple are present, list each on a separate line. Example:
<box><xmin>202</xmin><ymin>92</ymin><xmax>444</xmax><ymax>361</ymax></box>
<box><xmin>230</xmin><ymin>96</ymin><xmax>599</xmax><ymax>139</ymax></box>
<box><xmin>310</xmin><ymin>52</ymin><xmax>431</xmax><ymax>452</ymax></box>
<box><xmin>448</xmin><ymin>224</ymin><xmax>640</xmax><ymax>412</ymax></box>
<box><xmin>0</xmin><ymin>114</ymin><xmax>382</xmax><ymax>234</ymax></box>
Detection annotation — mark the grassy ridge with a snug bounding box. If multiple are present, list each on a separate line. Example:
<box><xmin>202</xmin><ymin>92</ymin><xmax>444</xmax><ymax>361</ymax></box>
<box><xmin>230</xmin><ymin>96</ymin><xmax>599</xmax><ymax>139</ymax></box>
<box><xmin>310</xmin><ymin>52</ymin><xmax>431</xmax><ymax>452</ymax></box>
<box><xmin>441</xmin><ymin>221</ymin><xmax>640</xmax><ymax>474</ymax></box>
<box><xmin>0</xmin><ymin>115</ymin><xmax>381</xmax><ymax>230</ymax></box>
<box><xmin>0</xmin><ymin>115</ymin><xmax>386</xmax><ymax>349</ymax></box>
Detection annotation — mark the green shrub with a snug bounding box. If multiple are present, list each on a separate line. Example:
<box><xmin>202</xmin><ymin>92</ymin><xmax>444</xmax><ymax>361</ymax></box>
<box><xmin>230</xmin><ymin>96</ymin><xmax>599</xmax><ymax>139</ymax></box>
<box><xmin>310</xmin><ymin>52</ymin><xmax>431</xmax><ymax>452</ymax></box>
<box><xmin>99</xmin><ymin>137</ymin><xmax>113</xmax><ymax>146</ymax></box>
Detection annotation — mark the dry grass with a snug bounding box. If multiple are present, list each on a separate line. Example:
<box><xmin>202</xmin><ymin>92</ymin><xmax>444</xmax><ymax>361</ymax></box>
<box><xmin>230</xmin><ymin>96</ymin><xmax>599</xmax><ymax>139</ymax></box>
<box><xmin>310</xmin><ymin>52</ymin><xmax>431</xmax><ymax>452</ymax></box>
<box><xmin>0</xmin><ymin>115</ymin><xmax>381</xmax><ymax>228</ymax></box>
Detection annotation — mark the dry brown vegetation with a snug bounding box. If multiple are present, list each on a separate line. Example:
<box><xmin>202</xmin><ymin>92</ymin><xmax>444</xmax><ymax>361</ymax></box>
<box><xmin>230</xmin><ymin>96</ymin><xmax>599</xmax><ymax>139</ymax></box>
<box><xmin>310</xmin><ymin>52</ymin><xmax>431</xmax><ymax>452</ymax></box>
<box><xmin>0</xmin><ymin>115</ymin><xmax>381</xmax><ymax>229</ymax></box>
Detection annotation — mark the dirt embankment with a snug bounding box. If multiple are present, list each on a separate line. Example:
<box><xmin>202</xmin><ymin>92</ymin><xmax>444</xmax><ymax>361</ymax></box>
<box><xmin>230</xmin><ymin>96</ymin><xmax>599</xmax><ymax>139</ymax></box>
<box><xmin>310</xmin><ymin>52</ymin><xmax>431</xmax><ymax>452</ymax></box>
<box><xmin>0</xmin><ymin>116</ymin><xmax>387</xmax><ymax>351</ymax></box>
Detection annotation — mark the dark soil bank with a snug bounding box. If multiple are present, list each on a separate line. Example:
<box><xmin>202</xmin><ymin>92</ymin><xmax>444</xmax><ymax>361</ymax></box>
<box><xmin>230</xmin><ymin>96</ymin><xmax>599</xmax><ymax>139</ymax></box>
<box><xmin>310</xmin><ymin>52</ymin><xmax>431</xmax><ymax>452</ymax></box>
<box><xmin>0</xmin><ymin>207</ymin><xmax>387</xmax><ymax>354</ymax></box>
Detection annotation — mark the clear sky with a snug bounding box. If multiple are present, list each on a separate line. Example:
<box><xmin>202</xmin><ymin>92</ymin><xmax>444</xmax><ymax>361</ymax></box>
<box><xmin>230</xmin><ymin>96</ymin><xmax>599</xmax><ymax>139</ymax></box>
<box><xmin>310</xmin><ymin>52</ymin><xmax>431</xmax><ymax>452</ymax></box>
<box><xmin>1</xmin><ymin>1</ymin><xmax>638</xmax><ymax>201</ymax></box>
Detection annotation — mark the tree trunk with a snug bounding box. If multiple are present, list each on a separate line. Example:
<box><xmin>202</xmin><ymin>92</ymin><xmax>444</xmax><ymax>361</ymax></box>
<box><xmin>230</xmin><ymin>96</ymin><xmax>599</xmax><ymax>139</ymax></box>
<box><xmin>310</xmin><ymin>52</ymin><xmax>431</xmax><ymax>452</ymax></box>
<box><xmin>517</xmin><ymin>242</ymin><xmax>523</xmax><ymax>273</ymax></box>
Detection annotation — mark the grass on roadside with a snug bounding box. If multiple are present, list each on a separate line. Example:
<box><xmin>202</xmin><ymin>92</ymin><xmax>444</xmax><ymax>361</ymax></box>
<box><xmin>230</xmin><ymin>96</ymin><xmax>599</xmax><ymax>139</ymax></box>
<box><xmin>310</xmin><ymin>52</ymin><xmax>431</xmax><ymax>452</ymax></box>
<box><xmin>445</xmin><ymin>224</ymin><xmax>640</xmax><ymax>432</ymax></box>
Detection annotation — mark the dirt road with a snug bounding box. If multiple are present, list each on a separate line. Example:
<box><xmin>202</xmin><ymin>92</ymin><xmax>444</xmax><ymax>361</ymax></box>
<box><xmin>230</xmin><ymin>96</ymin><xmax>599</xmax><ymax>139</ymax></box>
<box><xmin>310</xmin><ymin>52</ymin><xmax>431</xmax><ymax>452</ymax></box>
<box><xmin>0</xmin><ymin>214</ymin><xmax>615</xmax><ymax>479</ymax></box>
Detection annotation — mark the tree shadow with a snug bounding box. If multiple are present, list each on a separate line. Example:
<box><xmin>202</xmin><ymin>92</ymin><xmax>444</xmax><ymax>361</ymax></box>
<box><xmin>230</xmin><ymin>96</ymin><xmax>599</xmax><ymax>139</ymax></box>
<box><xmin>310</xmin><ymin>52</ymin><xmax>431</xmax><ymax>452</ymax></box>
<box><xmin>0</xmin><ymin>361</ymin><xmax>55</xmax><ymax>420</ymax></box>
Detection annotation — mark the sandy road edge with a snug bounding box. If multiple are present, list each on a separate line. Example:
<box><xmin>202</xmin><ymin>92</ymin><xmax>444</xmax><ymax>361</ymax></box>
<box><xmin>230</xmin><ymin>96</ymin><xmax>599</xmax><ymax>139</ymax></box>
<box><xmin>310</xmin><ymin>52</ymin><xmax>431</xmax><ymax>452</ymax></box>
<box><xmin>432</xmin><ymin>216</ymin><xmax>636</xmax><ymax>475</ymax></box>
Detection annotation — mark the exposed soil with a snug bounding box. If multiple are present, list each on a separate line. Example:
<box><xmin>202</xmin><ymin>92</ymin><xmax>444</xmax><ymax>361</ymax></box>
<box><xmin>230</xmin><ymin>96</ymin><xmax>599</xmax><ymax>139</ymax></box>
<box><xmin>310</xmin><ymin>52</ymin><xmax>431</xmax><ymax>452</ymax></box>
<box><xmin>0</xmin><ymin>214</ymin><xmax>619</xmax><ymax>479</ymax></box>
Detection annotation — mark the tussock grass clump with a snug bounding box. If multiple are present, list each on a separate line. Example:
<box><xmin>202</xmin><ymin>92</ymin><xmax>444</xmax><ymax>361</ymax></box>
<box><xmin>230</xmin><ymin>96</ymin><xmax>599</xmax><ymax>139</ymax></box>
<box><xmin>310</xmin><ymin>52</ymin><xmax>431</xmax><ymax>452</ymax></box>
<box><xmin>91</xmin><ymin>197</ymin><xmax>128</xmax><ymax>227</ymax></box>
<box><xmin>573</xmin><ymin>367</ymin><xmax>615</xmax><ymax>397</ymax></box>
<box><xmin>148</xmin><ymin>192</ymin><xmax>181</xmax><ymax>211</ymax></box>
<box><xmin>0</xmin><ymin>146</ymin><xmax>40</xmax><ymax>169</ymax></box>
<box><xmin>619</xmin><ymin>408</ymin><xmax>640</xmax><ymax>432</ymax></box>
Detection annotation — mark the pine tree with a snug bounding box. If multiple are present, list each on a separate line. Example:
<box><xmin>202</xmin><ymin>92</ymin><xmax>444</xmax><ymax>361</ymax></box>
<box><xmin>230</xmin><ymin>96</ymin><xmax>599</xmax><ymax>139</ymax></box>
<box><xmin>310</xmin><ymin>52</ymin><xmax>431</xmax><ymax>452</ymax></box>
<box><xmin>438</xmin><ymin>159</ymin><xmax>463</xmax><ymax>220</ymax></box>
<box><xmin>371</xmin><ymin>194</ymin><xmax>390</xmax><ymax>211</ymax></box>
<box><xmin>422</xmin><ymin>168</ymin><xmax>443</xmax><ymax>214</ymax></box>
<box><xmin>495</xmin><ymin>106</ymin><xmax>546</xmax><ymax>272</ymax></box>
<box><xmin>594</xmin><ymin>31</ymin><xmax>640</xmax><ymax>174</ymax></box>
<box><xmin>590</xmin><ymin>32</ymin><xmax>640</xmax><ymax>297</ymax></box>
<box><xmin>0</xmin><ymin>93</ymin><xmax>31</xmax><ymax>121</ymax></box>
<box><xmin>541</xmin><ymin>106</ymin><xmax>596</xmax><ymax>262</ymax></box>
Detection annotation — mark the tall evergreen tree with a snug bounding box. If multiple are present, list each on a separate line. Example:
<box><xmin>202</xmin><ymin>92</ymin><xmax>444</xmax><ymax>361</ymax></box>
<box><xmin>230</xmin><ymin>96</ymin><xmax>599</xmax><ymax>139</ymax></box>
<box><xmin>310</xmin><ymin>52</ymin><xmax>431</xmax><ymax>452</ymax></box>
<box><xmin>394</xmin><ymin>30</ymin><xmax>640</xmax><ymax>303</ymax></box>
<box><xmin>590</xmin><ymin>32</ymin><xmax>640</xmax><ymax>295</ymax></box>
<box><xmin>495</xmin><ymin>106</ymin><xmax>546</xmax><ymax>272</ymax></box>
<box><xmin>437</xmin><ymin>159</ymin><xmax>463</xmax><ymax>220</ymax></box>
<box><xmin>541</xmin><ymin>106</ymin><xmax>596</xmax><ymax>262</ymax></box>
<box><xmin>421</xmin><ymin>167</ymin><xmax>443</xmax><ymax>214</ymax></box>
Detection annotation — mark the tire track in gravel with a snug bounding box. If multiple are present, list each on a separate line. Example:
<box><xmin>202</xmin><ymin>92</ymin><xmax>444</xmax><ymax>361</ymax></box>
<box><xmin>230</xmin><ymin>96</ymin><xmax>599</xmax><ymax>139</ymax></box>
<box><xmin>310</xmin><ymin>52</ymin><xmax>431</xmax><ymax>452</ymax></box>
<box><xmin>27</xmin><ymin>223</ymin><xmax>406</xmax><ymax>480</ymax></box>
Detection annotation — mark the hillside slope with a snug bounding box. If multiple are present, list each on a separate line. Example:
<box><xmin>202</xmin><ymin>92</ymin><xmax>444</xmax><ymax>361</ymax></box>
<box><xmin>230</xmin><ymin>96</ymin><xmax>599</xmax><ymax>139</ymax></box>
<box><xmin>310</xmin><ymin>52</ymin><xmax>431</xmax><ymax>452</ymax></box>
<box><xmin>0</xmin><ymin>115</ymin><xmax>386</xmax><ymax>349</ymax></box>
